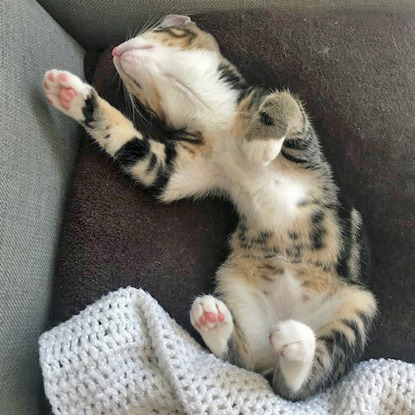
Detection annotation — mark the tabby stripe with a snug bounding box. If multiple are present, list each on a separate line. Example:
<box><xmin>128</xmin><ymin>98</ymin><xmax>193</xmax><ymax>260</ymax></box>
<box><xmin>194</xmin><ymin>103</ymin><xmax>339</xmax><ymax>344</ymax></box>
<box><xmin>164</xmin><ymin>141</ymin><xmax>177</xmax><ymax>169</ymax></box>
<box><xmin>154</xmin><ymin>27</ymin><xmax>187</xmax><ymax>38</ymax></box>
<box><xmin>311</xmin><ymin>210</ymin><xmax>324</xmax><ymax>225</ymax></box>
<box><xmin>115</xmin><ymin>137</ymin><xmax>150</xmax><ymax>167</ymax></box>
<box><xmin>335</xmin><ymin>202</ymin><xmax>354</xmax><ymax>280</ymax></box>
<box><xmin>283</xmin><ymin>138</ymin><xmax>311</xmax><ymax>150</ymax></box>
<box><xmin>342</xmin><ymin>319</ymin><xmax>363</xmax><ymax>350</ymax></box>
<box><xmin>218</xmin><ymin>63</ymin><xmax>248</xmax><ymax>91</ymax></box>
<box><xmin>309</xmin><ymin>226</ymin><xmax>326</xmax><ymax>249</ymax></box>
<box><xmin>147</xmin><ymin>153</ymin><xmax>157</xmax><ymax>172</ymax></box>
<box><xmin>171</xmin><ymin>132</ymin><xmax>204</xmax><ymax>145</ymax></box>
<box><xmin>359</xmin><ymin>311</ymin><xmax>374</xmax><ymax>332</ymax></box>
<box><xmin>280</xmin><ymin>150</ymin><xmax>308</xmax><ymax>164</ymax></box>
<box><xmin>150</xmin><ymin>169</ymin><xmax>170</xmax><ymax>197</ymax></box>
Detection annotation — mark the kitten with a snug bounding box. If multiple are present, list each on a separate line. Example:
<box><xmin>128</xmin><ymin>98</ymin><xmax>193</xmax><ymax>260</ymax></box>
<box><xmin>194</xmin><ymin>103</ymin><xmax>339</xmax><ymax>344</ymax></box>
<box><xmin>43</xmin><ymin>14</ymin><xmax>377</xmax><ymax>400</ymax></box>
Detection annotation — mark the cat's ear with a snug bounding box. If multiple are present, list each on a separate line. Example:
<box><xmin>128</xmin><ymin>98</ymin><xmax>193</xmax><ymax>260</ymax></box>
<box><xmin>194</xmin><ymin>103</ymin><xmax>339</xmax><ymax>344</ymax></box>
<box><xmin>159</xmin><ymin>15</ymin><xmax>192</xmax><ymax>28</ymax></box>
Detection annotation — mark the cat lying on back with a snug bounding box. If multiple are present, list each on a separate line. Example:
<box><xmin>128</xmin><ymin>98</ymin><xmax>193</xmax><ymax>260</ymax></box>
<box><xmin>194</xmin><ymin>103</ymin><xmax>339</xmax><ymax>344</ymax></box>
<box><xmin>43</xmin><ymin>14</ymin><xmax>377</xmax><ymax>400</ymax></box>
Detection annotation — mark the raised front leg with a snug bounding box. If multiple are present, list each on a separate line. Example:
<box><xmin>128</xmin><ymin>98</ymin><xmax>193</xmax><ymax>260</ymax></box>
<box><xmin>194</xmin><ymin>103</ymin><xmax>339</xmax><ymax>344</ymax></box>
<box><xmin>43</xmin><ymin>70</ymin><xmax>218</xmax><ymax>201</ymax></box>
<box><xmin>241</xmin><ymin>91</ymin><xmax>318</xmax><ymax>169</ymax></box>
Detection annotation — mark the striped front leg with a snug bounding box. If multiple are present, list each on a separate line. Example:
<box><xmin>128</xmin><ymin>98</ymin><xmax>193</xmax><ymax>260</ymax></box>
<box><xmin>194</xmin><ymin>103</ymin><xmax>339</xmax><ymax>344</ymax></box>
<box><xmin>43</xmin><ymin>69</ymin><xmax>217</xmax><ymax>201</ymax></box>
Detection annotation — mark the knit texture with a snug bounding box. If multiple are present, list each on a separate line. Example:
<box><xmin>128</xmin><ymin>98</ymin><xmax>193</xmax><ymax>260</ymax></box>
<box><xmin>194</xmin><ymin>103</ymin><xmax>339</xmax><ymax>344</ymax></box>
<box><xmin>40</xmin><ymin>287</ymin><xmax>415</xmax><ymax>415</ymax></box>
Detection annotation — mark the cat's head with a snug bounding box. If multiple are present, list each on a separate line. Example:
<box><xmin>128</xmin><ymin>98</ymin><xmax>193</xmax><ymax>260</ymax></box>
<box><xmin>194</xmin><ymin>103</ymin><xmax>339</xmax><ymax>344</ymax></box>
<box><xmin>113</xmin><ymin>15</ymin><xmax>247</xmax><ymax>132</ymax></box>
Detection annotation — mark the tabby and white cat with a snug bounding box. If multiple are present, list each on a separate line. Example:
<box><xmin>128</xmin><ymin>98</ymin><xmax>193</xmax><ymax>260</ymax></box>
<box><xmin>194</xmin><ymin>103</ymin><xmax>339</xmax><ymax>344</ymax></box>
<box><xmin>43</xmin><ymin>15</ymin><xmax>377</xmax><ymax>400</ymax></box>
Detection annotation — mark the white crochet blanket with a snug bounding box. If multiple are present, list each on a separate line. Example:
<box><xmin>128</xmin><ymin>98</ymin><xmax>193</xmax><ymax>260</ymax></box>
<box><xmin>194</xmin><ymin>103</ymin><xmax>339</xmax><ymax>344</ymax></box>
<box><xmin>39</xmin><ymin>287</ymin><xmax>415</xmax><ymax>415</ymax></box>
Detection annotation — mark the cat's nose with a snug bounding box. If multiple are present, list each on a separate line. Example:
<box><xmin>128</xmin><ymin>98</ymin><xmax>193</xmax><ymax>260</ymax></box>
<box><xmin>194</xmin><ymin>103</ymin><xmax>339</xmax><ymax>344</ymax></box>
<box><xmin>112</xmin><ymin>44</ymin><xmax>154</xmax><ymax>57</ymax></box>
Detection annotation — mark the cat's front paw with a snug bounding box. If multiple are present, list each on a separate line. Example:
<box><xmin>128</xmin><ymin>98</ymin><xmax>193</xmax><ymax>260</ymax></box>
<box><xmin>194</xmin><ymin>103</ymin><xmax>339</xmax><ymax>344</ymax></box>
<box><xmin>269</xmin><ymin>320</ymin><xmax>315</xmax><ymax>362</ymax></box>
<box><xmin>43</xmin><ymin>70</ymin><xmax>94</xmax><ymax>124</ymax></box>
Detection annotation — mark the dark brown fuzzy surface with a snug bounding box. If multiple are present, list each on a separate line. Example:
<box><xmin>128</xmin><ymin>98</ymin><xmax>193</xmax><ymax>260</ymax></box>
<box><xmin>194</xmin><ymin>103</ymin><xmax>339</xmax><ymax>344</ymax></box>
<box><xmin>53</xmin><ymin>11</ymin><xmax>415</xmax><ymax>362</ymax></box>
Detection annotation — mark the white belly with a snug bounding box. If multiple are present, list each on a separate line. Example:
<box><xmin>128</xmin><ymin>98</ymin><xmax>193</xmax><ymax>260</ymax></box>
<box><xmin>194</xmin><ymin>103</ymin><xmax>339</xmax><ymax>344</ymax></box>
<box><xmin>220</xmin><ymin>270</ymin><xmax>340</xmax><ymax>373</ymax></box>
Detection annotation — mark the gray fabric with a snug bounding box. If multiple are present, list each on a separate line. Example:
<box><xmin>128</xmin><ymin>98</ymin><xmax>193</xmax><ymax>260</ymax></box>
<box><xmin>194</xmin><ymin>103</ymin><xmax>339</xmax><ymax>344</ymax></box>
<box><xmin>0</xmin><ymin>0</ymin><xmax>84</xmax><ymax>413</ymax></box>
<box><xmin>36</xmin><ymin>0</ymin><xmax>415</xmax><ymax>49</ymax></box>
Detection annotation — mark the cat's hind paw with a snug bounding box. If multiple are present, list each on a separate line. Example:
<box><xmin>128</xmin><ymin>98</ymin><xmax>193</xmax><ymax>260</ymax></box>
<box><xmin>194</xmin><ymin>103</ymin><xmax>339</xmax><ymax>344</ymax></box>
<box><xmin>190</xmin><ymin>295</ymin><xmax>231</xmax><ymax>331</ymax></box>
<box><xmin>269</xmin><ymin>320</ymin><xmax>315</xmax><ymax>362</ymax></box>
<box><xmin>190</xmin><ymin>295</ymin><xmax>234</xmax><ymax>356</ymax></box>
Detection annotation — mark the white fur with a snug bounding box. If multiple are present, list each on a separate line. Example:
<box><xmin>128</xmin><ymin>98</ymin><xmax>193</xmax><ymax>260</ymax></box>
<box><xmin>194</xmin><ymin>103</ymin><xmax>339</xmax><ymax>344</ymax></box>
<box><xmin>270</xmin><ymin>320</ymin><xmax>316</xmax><ymax>392</ymax></box>
<box><xmin>242</xmin><ymin>138</ymin><xmax>285</xmax><ymax>168</ymax></box>
<box><xmin>113</xmin><ymin>39</ymin><xmax>238</xmax><ymax>133</ymax></box>
<box><xmin>190</xmin><ymin>295</ymin><xmax>234</xmax><ymax>357</ymax></box>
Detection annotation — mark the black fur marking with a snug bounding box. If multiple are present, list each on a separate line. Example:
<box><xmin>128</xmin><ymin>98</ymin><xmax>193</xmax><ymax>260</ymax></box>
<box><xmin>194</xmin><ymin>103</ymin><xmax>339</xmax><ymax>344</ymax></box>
<box><xmin>171</xmin><ymin>131</ymin><xmax>204</xmax><ymax>145</ymax></box>
<box><xmin>288</xmin><ymin>231</ymin><xmax>299</xmax><ymax>240</ymax></box>
<box><xmin>147</xmin><ymin>154</ymin><xmax>157</xmax><ymax>172</ymax></box>
<box><xmin>285</xmin><ymin>243</ymin><xmax>303</xmax><ymax>262</ymax></box>
<box><xmin>313</xmin><ymin>261</ymin><xmax>332</xmax><ymax>272</ymax></box>
<box><xmin>284</xmin><ymin>138</ymin><xmax>310</xmax><ymax>150</ymax></box>
<box><xmin>218</xmin><ymin>63</ymin><xmax>248</xmax><ymax>93</ymax></box>
<box><xmin>267</xmin><ymin>246</ymin><xmax>280</xmax><ymax>255</ymax></box>
<box><xmin>342</xmin><ymin>319</ymin><xmax>363</xmax><ymax>351</ymax></box>
<box><xmin>359</xmin><ymin>311</ymin><xmax>374</xmax><ymax>332</ymax></box>
<box><xmin>149</xmin><ymin>169</ymin><xmax>170</xmax><ymax>197</ymax></box>
<box><xmin>321</xmin><ymin>335</ymin><xmax>335</xmax><ymax>355</ymax></box>
<box><xmin>280</xmin><ymin>150</ymin><xmax>308</xmax><ymax>164</ymax></box>
<box><xmin>253</xmin><ymin>231</ymin><xmax>272</xmax><ymax>245</ymax></box>
<box><xmin>259</xmin><ymin>111</ymin><xmax>274</xmax><ymax>126</ymax></box>
<box><xmin>225</xmin><ymin>337</ymin><xmax>245</xmax><ymax>368</ymax></box>
<box><xmin>309</xmin><ymin>226</ymin><xmax>326</xmax><ymax>249</ymax></box>
<box><xmin>243</xmin><ymin>86</ymin><xmax>267</xmax><ymax>108</ymax></box>
<box><xmin>333</xmin><ymin>330</ymin><xmax>353</xmax><ymax>352</ymax></box>
<box><xmin>115</xmin><ymin>137</ymin><xmax>150</xmax><ymax>167</ymax></box>
<box><xmin>335</xmin><ymin>195</ymin><xmax>360</xmax><ymax>282</ymax></box>
<box><xmin>104</xmin><ymin>134</ymin><xmax>110</xmax><ymax>139</ymax></box>
<box><xmin>82</xmin><ymin>94</ymin><xmax>96</xmax><ymax>124</ymax></box>
<box><xmin>154</xmin><ymin>27</ymin><xmax>193</xmax><ymax>39</ymax></box>
<box><xmin>311</xmin><ymin>210</ymin><xmax>325</xmax><ymax>225</ymax></box>
<box><xmin>164</xmin><ymin>141</ymin><xmax>177</xmax><ymax>169</ymax></box>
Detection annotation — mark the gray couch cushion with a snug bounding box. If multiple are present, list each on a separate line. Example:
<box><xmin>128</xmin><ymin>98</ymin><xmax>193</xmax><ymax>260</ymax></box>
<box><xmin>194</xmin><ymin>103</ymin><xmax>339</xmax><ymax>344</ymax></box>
<box><xmin>0</xmin><ymin>1</ymin><xmax>84</xmax><ymax>413</ymax></box>
<box><xmin>36</xmin><ymin>0</ymin><xmax>415</xmax><ymax>49</ymax></box>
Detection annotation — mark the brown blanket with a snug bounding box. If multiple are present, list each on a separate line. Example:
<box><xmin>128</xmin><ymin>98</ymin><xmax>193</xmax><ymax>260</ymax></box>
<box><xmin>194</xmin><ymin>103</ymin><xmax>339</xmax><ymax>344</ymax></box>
<box><xmin>53</xmin><ymin>11</ymin><xmax>415</xmax><ymax>362</ymax></box>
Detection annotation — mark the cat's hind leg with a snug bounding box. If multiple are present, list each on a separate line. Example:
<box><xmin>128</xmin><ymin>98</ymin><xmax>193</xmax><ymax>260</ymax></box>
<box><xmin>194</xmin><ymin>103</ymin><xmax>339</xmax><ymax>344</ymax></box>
<box><xmin>269</xmin><ymin>285</ymin><xmax>377</xmax><ymax>401</ymax></box>
<box><xmin>269</xmin><ymin>320</ymin><xmax>316</xmax><ymax>393</ymax></box>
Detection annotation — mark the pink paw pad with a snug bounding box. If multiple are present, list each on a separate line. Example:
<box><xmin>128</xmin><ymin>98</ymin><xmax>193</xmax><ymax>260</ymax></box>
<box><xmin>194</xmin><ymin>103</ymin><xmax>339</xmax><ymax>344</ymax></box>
<box><xmin>205</xmin><ymin>312</ymin><xmax>216</xmax><ymax>323</ymax></box>
<box><xmin>48</xmin><ymin>73</ymin><xmax>54</xmax><ymax>82</ymax></box>
<box><xmin>60</xmin><ymin>89</ymin><xmax>73</xmax><ymax>102</ymax></box>
<box><xmin>59</xmin><ymin>73</ymin><xmax>68</xmax><ymax>82</ymax></box>
<box><xmin>43</xmin><ymin>81</ymin><xmax>49</xmax><ymax>90</ymax></box>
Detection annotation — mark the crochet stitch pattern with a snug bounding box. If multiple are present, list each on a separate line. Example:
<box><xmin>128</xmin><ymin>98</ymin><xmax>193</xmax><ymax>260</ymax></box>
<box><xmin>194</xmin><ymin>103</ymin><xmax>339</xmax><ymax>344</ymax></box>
<box><xmin>39</xmin><ymin>288</ymin><xmax>415</xmax><ymax>414</ymax></box>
